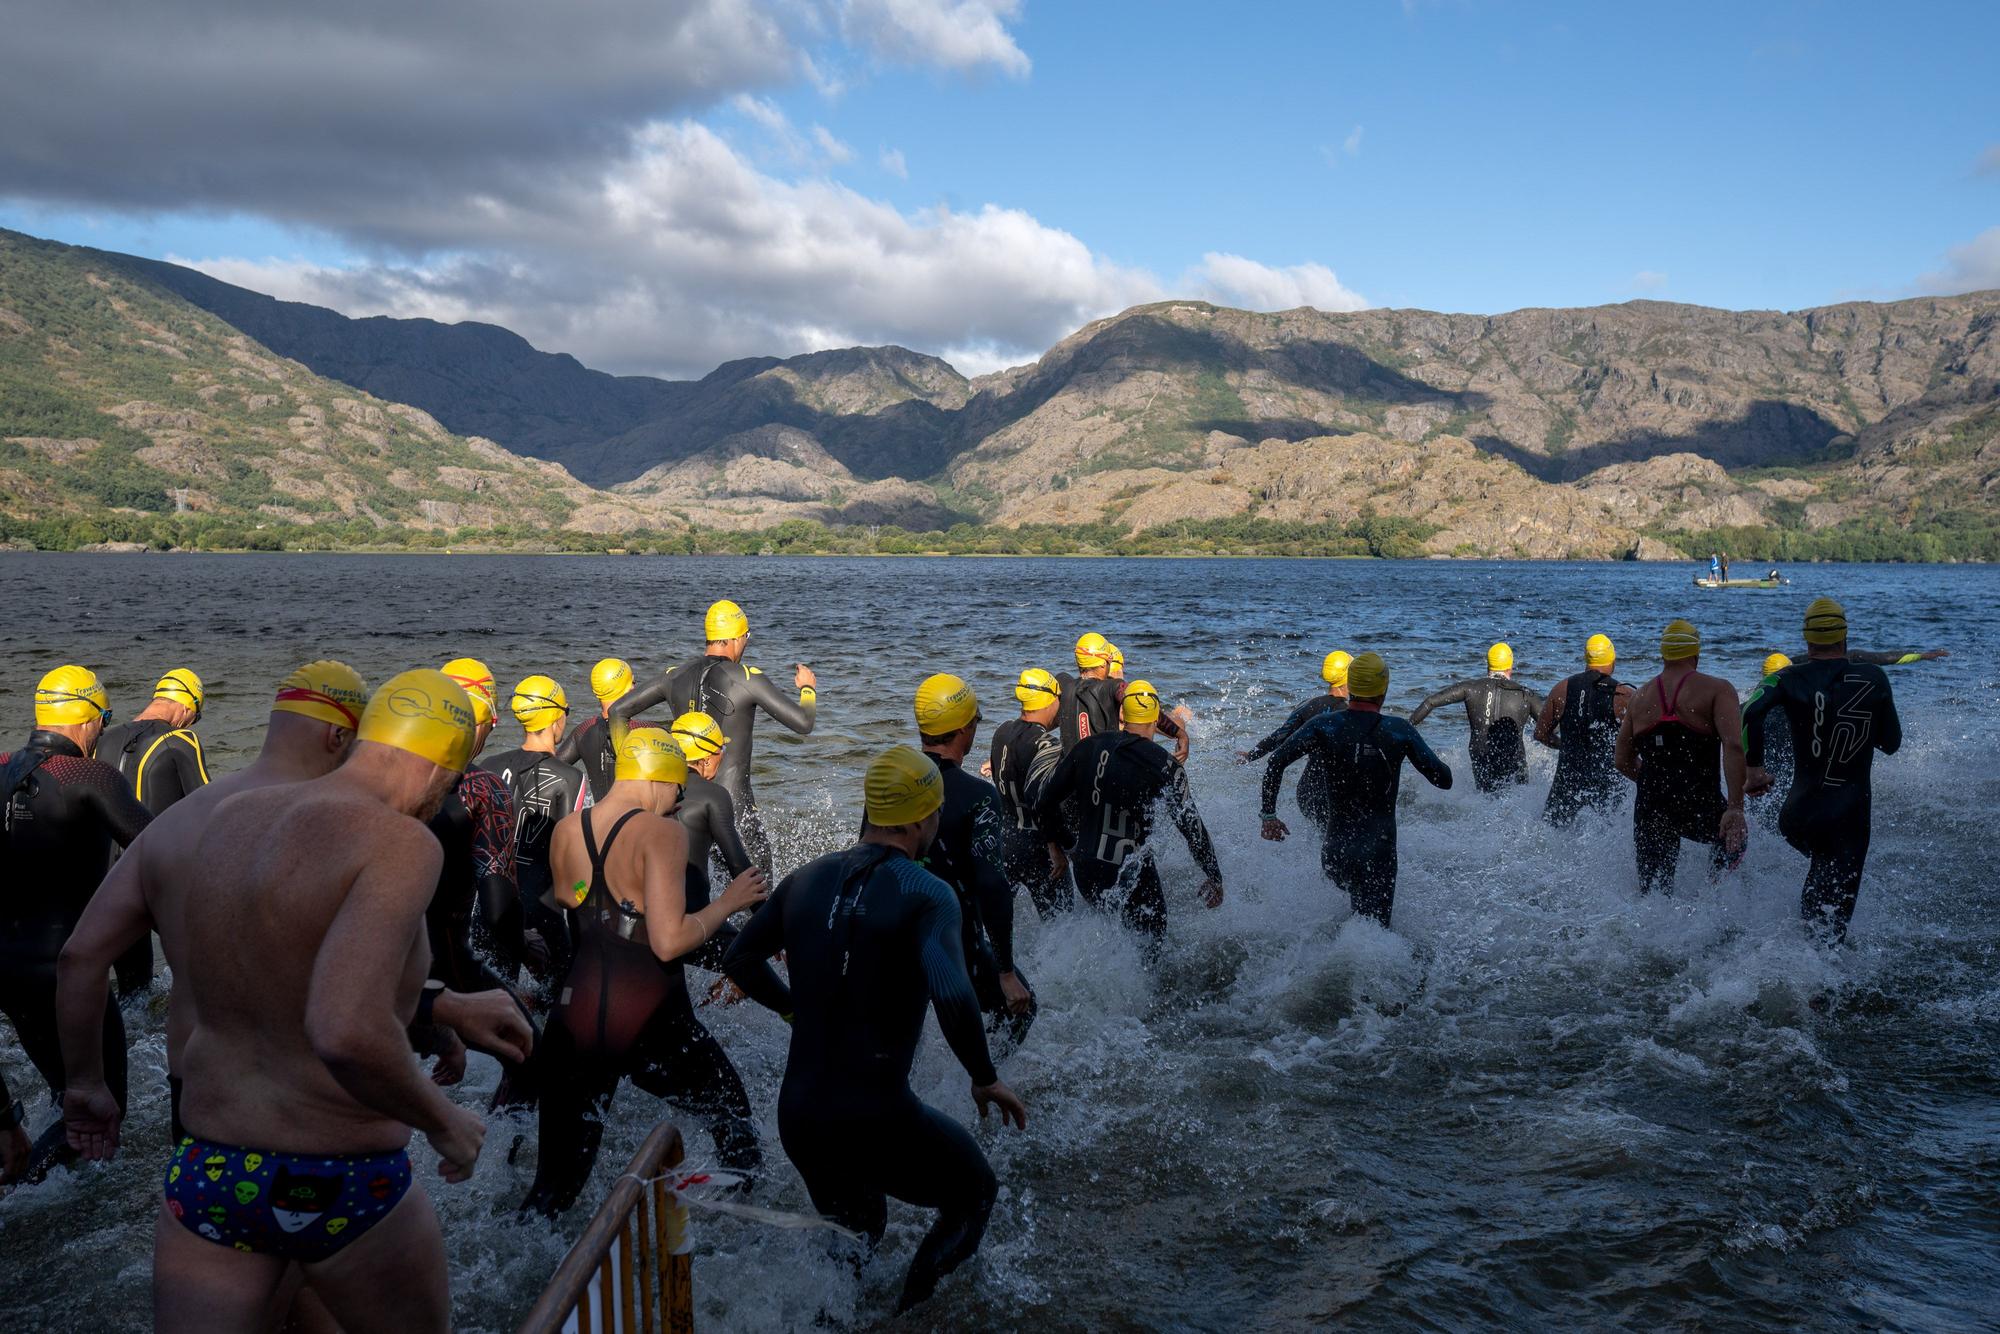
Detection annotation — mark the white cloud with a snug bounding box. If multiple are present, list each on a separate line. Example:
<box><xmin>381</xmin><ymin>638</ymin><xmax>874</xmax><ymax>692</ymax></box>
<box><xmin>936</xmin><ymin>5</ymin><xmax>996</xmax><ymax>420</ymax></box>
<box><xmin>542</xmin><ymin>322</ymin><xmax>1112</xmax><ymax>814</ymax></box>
<box><xmin>840</xmin><ymin>0</ymin><xmax>1031</xmax><ymax>77</ymax></box>
<box><xmin>1915</xmin><ymin>226</ymin><xmax>2000</xmax><ymax>295</ymax></box>
<box><xmin>880</xmin><ymin>146</ymin><xmax>909</xmax><ymax>178</ymax></box>
<box><xmin>1630</xmin><ymin>269</ymin><xmax>1668</xmax><ymax>292</ymax></box>
<box><xmin>1343</xmin><ymin>124</ymin><xmax>1364</xmax><ymax>156</ymax></box>
<box><xmin>1183</xmin><ymin>253</ymin><xmax>1369</xmax><ymax>313</ymax></box>
<box><xmin>811</xmin><ymin>125</ymin><xmax>856</xmax><ymax>164</ymax></box>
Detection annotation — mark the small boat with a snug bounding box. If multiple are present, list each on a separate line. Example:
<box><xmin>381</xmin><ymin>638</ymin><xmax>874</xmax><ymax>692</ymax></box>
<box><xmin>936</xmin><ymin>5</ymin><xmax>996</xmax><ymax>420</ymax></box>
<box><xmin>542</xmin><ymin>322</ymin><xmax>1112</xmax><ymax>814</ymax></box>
<box><xmin>1692</xmin><ymin>575</ymin><xmax>1788</xmax><ymax>589</ymax></box>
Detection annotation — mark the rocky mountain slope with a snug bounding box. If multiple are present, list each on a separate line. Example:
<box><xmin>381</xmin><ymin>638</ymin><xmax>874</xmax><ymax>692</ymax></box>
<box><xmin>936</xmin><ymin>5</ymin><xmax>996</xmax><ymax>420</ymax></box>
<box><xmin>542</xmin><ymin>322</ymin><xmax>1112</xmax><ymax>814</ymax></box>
<box><xmin>0</xmin><ymin>229</ymin><xmax>673</xmax><ymax>541</ymax></box>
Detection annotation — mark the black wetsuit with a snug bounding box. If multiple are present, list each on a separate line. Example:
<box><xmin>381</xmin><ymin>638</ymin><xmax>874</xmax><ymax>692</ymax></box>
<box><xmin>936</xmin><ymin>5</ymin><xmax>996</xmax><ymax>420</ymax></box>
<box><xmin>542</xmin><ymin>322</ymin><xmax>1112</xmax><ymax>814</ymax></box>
<box><xmin>1244</xmin><ymin>693</ymin><xmax>1347</xmax><ymax>830</ymax></box>
<box><xmin>1409</xmin><ymin>676</ymin><xmax>1540</xmax><ymax>793</ymax></box>
<box><xmin>922</xmin><ymin>754</ymin><xmax>1034</xmax><ymax>1051</ymax></box>
<box><xmin>1544</xmin><ymin>670</ymin><xmax>1624</xmax><ymax>826</ymax></box>
<box><xmin>1035</xmin><ymin>732</ymin><xmax>1222</xmax><ymax>946</ymax></box>
<box><xmin>554</xmin><ymin>715</ymin><xmax>620</xmax><ymax>803</ymax></box>
<box><xmin>1260</xmin><ymin>709</ymin><xmax>1452</xmax><ymax>926</ymax></box>
<box><xmin>988</xmin><ymin>717</ymin><xmax>1069</xmax><ymax>919</ymax></box>
<box><xmin>1054</xmin><ymin>673</ymin><xmax>1120</xmax><ymax>755</ymax></box>
<box><xmin>613</xmin><ymin>656</ymin><xmax>816</xmax><ymax>873</ymax></box>
<box><xmin>425</xmin><ymin>768</ymin><xmax>523</xmax><ymax>995</ymax></box>
<box><xmin>1</xmin><ymin>732</ymin><xmax>150</xmax><ymax>1173</ymax></box>
<box><xmin>477</xmin><ymin>747</ymin><xmax>588</xmax><ymax>996</ymax></box>
<box><xmin>722</xmin><ymin>844</ymin><xmax>999</xmax><ymax>1312</ymax></box>
<box><xmin>1743</xmin><ymin>657</ymin><xmax>1901</xmax><ymax>939</ymax></box>
<box><xmin>673</xmin><ymin>772</ymin><xmax>788</xmax><ymax>1010</ymax></box>
<box><xmin>100</xmin><ymin>717</ymin><xmax>207</xmax><ymax>994</ymax></box>
<box><xmin>1630</xmin><ymin>675</ymin><xmax>1735</xmax><ymax>895</ymax></box>
<box><xmin>523</xmin><ymin>809</ymin><xmax>771</xmax><ymax>1217</ymax></box>
<box><xmin>1741</xmin><ymin>673</ymin><xmax>1795</xmax><ymax>832</ymax></box>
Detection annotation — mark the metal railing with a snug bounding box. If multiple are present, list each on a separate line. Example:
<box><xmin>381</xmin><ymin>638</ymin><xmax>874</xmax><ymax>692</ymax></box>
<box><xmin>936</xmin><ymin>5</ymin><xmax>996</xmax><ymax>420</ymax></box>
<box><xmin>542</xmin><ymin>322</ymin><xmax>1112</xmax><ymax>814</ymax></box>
<box><xmin>517</xmin><ymin>1122</ymin><xmax>694</xmax><ymax>1334</ymax></box>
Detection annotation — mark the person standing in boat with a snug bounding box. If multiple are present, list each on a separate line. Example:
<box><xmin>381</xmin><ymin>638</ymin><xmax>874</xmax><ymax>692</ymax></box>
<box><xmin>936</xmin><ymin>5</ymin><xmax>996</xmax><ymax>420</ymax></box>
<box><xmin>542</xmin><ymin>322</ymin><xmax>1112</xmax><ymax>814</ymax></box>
<box><xmin>1709</xmin><ymin>553</ymin><xmax>1722</xmax><ymax>584</ymax></box>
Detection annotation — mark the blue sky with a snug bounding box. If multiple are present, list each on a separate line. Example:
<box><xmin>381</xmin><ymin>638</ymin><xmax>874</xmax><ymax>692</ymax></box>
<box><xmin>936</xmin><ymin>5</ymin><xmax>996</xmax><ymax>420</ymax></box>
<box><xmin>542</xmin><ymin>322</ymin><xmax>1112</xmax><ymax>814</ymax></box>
<box><xmin>2</xmin><ymin>1</ymin><xmax>1994</xmax><ymax>375</ymax></box>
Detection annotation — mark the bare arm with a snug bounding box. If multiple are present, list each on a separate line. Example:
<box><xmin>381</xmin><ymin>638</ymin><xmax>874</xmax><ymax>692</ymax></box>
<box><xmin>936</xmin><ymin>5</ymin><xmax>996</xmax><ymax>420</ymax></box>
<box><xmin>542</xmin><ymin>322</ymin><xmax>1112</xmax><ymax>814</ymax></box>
<box><xmin>1714</xmin><ymin>686</ymin><xmax>1746</xmax><ymax>809</ymax></box>
<box><xmin>58</xmin><ymin>851</ymin><xmax>157</xmax><ymax>1156</ymax></box>
<box><xmin>1613</xmin><ymin>709</ymin><xmax>1640</xmax><ymax>782</ymax></box>
<box><xmin>641</xmin><ymin>820</ymin><xmax>762</xmax><ymax>962</ymax></box>
<box><xmin>1533</xmin><ymin>681</ymin><xmax>1565</xmax><ymax>748</ymax></box>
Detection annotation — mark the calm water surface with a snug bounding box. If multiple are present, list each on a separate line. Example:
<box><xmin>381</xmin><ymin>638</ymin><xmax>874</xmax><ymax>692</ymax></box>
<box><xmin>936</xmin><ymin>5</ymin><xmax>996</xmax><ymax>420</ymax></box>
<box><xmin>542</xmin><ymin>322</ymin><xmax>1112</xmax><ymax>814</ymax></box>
<box><xmin>0</xmin><ymin>555</ymin><xmax>1995</xmax><ymax>1331</ymax></box>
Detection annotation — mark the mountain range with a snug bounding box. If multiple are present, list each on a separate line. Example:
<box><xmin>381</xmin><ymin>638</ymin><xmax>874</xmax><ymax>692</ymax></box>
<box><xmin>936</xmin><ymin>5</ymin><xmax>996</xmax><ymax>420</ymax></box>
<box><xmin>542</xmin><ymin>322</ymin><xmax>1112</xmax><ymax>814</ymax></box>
<box><xmin>3</xmin><ymin>226</ymin><xmax>1995</xmax><ymax>558</ymax></box>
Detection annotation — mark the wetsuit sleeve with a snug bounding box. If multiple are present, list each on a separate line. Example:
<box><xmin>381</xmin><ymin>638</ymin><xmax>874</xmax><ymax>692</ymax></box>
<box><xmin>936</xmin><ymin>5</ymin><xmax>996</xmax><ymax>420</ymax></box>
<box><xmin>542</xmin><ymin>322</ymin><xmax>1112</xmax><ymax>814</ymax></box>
<box><xmin>1534</xmin><ymin>681</ymin><xmax>1564</xmax><ymax>747</ymax></box>
<box><xmin>1259</xmin><ymin>715</ymin><xmax>1323</xmax><ymax>817</ymax></box>
<box><xmin>552</xmin><ymin>728</ymin><xmax>585</xmax><ymax>765</ymax></box>
<box><xmin>1396</xmin><ymin>721</ymin><xmax>1454</xmax><ymax>790</ymax></box>
<box><xmin>83</xmin><ymin>762</ymin><xmax>153</xmax><ymax>848</ymax></box>
<box><xmin>464</xmin><ymin>773</ymin><xmax>524</xmax><ymax>978</ymax></box>
<box><xmin>1033</xmin><ymin>745</ymin><xmax>1082</xmax><ymax>847</ymax></box>
<box><xmin>911</xmin><ymin>874</ymin><xmax>1000</xmax><ymax>1087</ymax></box>
<box><xmin>1166</xmin><ymin>764</ymin><xmax>1224</xmax><ymax>880</ymax></box>
<box><xmin>173</xmin><ymin>732</ymin><xmax>209</xmax><ymax>793</ymax></box>
<box><xmin>607</xmin><ymin>674</ymin><xmax>670</xmax><ymax>722</ymax></box>
<box><xmin>1245</xmin><ymin>698</ymin><xmax>1320</xmax><ymax>761</ymax></box>
<box><xmin>1847</xmin><ymin>648</ymin><xmax>1932</xmax><ymax>667</ymax></box>
<box><xmin>967</xmin><ymin>784</ymin><xmax>1018</xmax><ymax>972</ymax></box>
<box><xmin>721</xmin><ymin>876</ymin><xmax>789</xmax><ymax>979</ymax></box>
<box><xmin>1741</xmin><ymin>679</ymin><xmax>1779</xmax><ymax>767</ymax></box>
<box><xmin>741</xmin><ymin>666</ymin><xmax>817</xmax><ymax>735</ymax></box>
<box><xmin>1408</xmin><ymin>682</ymin><xmax>1469</xmax><ymax>727</ymax></box>
<box><xmin>705</xmin><ymin>784</ymin><xmax>754</xmax><ymax>879</ymax></box>
<box><xmin>1873</xmin><ymin>673</ymin><xmax>1903</xmax><ymax>756</ymax></box>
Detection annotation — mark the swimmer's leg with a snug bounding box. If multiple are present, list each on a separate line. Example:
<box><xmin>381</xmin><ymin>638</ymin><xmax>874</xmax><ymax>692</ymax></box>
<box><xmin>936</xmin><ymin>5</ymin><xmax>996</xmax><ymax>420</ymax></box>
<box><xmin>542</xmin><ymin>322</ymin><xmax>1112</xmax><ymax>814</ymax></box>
<box><xmin>1632</xmin><ymin>805</ymin><xmax>1678</xmax><ymax>895</ymax></box>
<box><xmin>520</xmin><ymin>1025</ymin><xmax>619</xmax><ymax>1217</ymax></box>
<box><xmin>301</xmin><ymin>1185</ymin><xmax>451</xmax><ymax>1334</ymax></box>
<box><xmin>1802</xmin><ymin>827</ymin><xmax>1869</xmax><ymax>942</ymax></box>
<box><xmin>631</xmin><ymin>1010</ymin><xmax>761</xmax><ymax>1175</ymax></box>
<box><xmin>878</xmin><ymin>1105</ymin><xmax>997</xmax><ymax>1312</ymax></box>
<box><xmin>152</xmin><ymin>1199</ymin><xmax>288</xmax><ymax>1334</ymax></box>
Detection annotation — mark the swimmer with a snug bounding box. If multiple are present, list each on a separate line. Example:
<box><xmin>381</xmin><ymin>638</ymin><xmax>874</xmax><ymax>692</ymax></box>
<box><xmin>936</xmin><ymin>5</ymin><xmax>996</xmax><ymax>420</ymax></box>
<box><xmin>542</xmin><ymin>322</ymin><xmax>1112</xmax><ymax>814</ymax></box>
<box><xmin>722</xmin><ymin>746</ymin><xmax>1027</xmax><ymax>1313</ymax></box>
<box><xmin>1260</xmin><ymin>652</ymin><xmax>1452</xmax><ymax>928</ymax></box>
<box><xmin>1536</xmin><ymin>633</ymin><xmax>1634</xmax><ymax>826</ymax></box>
<box><xmin>1035</xmin><ymin>681</ymin><xmax>1224</xmax><ymax>948</ymax></box>
<box><xmin>611</xmin><ymin>599</ymin><xmax>817</xmax><ymax>874</ymax></box>
<box><xmin>1053</xmin><ymin>633</ymin><xmax>1120</xmax><ymax>755</ymax></box>
<box><xmin>478</xmin><ymin>676</ymin><xmax>590</xmax><ymax>997</ymax></box>
<box><xmin>667</xmin><ymin>711</ymin><xmax>788</xmax><ymax>1010</ymax></box>
<box><xmin>428</xmin><ymin>659</ymin><xmax>522</xmax><ymax>995</ymax></box>
<box><xmin>555</xmin><ymin>657</ymin><xmax>633</xmax><ymax>802</ymax></box>
<box><xmin>143</xmin><ymin>669</ymin><xmax>487</xmax><ymax>1333</ymax></box>
<box><xmin>1614</xmin><ymin>621</ymin><xmax>1748</xmax><ymax>895</ymax></box>
<box><xmin>1239</xmin><ymin>651</ymin><xmax>1352</xmax><ymax>835</ymax></box>
<box><xmin>1744</xmin><ymin>599</ymin><xmax>1902</xmax><ymax>941</ymax></box>
<box><xmin>1741</xmin><ymin>653</ymin><xmax>1795</xmax><ymax>829</ymax></box>
<box><xmin>0</xmin><ymin>666</ymin><xmax>150</xmax><ymax>1178</ymax></box>
<box><xmin>987</xmin><ymin>668</ymin><xmax>1071</xmax><ymax>920</ymax></box>
<box><xmin>915</xmin><ymin>675</ymin><xmax>1035</xmax><ymax>1049</ymax></box>
<box><xmin>100</xmin><ymin>668</ymin><xmax>212</xmax><ymax>993</ymax></box>
<box><xmin>521</xmin><ymin>722</ymin><xmax>773</xmax><ymax>1218</ymax></box>
<box><xmin>1408</xmin><ymin>643</ymin><xmax>1542</xmax><ymax>793</ymax></box>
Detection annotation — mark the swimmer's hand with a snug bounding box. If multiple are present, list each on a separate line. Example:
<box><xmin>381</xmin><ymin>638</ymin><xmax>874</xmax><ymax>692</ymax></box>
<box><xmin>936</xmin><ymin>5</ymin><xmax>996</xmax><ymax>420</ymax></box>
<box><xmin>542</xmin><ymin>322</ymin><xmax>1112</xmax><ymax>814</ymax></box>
<box><xmin>794</xmin><ymin>664</ymin><xmax>818</xmax><ymax>692</ymax></box>
<box><xmin>1920</xmin><ymin>649</ymin><xmax>1948</xmax><ymax>661</ymax></box>
<box><xmin>1261</xmin><ymin>817</ymin><xmax>1289</xmax><ymax>842</ymax></box>
<box><xmin>1</xmin><ymin>1123</ymin><xmax>27</xmax><ymax>1182</ymax></box>
<box><xmin>1720</xmin><ymin>806</ymin><xmax>1748</xmax><ymax>858</ymax></box>
<box><xmin>436</xmin><ymin>988</ymin><xmax>534</xmax><ymax>1065</ymax></box>
<box><xmin>719</xmin><ymin>867</ymin><xmax>770</xmax><ymax>915</ymax></box>
<box><xmin>1745</xmin><ymin>765</ymin><xmax>1773</xmax><ymax>797</ymax></box>
<box><xmin>998</xmin><ymin>971</ymin><xmax>1032</xmax><ymax>1014</ymax></box>
<box><xmin>703</xmin><ymin>976</ymin><xmax>749</xmax><ymax>1007</ymax></box>
<box><xmin>1234</xmin><ymin>750</ymin><xmax>1252</xmax><ymax>765</ymax></box>
<box><xmin>63</xmin><ymin>1081</ymin><xmax>122</xmax><ymax>1162</ymax></box>
<box><xmin>430</xmin><ymin>1104</ymin><xmax>486</xmax><ymax>1183</ymax></box>
<box><xmin>973</xmin><ymin>1079</ymin><xmax>1028</xmax><ymax>1131</ymax></box>
<box><xmin>978</xmin><ymin>759</ymin><xmax>993</xmax><ymax>778</ymax></box>
<box><xmin>1047</xmin><ymin>845</ymin><xmax>1068</xmax><ymax>880</ymax></box>
<box><xmin>430</xmin><ymin>1029</ymin><xmax>467</xmax><ymax>1086</ymax></box>
<box><xmin>1199</xmin><ymin>876</ymin><xmax>1224</xmax><ymax>910</ymax></box>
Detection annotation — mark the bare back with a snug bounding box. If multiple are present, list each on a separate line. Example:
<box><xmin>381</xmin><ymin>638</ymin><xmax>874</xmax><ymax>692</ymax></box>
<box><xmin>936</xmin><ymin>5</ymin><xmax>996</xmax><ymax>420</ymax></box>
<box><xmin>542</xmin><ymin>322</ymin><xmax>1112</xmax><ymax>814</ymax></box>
<box><xmin>550</xmin><ymin>799</ymin><xmax>690</xmax><ymax>959</ymax></box>
<box><xmin>175</xmin><ymin>779</ymin><xmax>438</xmax><ymax>1154</ymax></box>
<box><xmin>1624</xmin><ymin>666</ymin><xmax>1737</xmax><ymax>738</ymax></box>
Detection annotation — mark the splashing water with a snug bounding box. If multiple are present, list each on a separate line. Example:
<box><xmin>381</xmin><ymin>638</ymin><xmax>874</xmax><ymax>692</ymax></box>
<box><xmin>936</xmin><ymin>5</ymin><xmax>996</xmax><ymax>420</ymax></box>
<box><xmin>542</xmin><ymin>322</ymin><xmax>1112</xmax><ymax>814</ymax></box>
<box><xmin>0</xmin><ymin>555</ymin><xmax>1995</xmax><ymax>1329</ymax></box>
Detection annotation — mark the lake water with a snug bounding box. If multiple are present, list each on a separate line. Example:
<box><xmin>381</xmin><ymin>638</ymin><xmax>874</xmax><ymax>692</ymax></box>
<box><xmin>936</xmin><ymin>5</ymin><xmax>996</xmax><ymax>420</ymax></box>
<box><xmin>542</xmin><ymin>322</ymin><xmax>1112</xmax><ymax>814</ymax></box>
<box><xmin>0</xmin><ymin>554</ymin><xmax>1995</xmax><ymax>1331</ymax></box>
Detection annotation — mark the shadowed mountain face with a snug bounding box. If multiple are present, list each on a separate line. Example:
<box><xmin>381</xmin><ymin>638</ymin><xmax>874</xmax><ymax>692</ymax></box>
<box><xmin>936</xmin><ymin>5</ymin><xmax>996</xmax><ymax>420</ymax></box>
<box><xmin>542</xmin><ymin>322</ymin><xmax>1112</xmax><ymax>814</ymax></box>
<box><xmin>6</xmin><ymin>227</ymin><xmax>1996</xmax><ymax>556</ymax></box>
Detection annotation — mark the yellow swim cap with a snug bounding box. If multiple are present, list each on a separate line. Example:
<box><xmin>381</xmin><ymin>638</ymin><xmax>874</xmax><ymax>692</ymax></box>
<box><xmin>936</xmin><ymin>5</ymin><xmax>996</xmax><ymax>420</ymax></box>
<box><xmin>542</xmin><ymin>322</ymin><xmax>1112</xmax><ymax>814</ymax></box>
<box><xmin>440</xmin><ymin>657</ymin><xmax>497</xmax><ymax>727</ymax></box>
<box><xmin>1803</xmin><ymin>597</ymin><xmax>1848</xmax><ymax>646</ymax></box>
<box><xmin>1585</xmin><ymin>634</ymin><xmax>1616</xmax><ymax>668</ymax></box>
<box><xmin>863</xmin><ymin>745</ymin><xmax>944</xmax><ymax>826</ymax></box>
<box><xmin>590</xmin><ymin>657</ymin><xmax>634</xmax><ymax>704</ymax></box>
<box><xmin>1075</xmin><ymin>633</ymin><xmax>1111</xmax><ymax>669</ymax></box>
<box><xmin>613</xmin><ymin>720</ymin><xmax>687</xmax><ymax>784</ymax></box>
<box><xmin>1015</xmin><ymin>667</ymin><xmax>1059</xmax><ymax>708</ymax></box>
<box><xmin>1487</xmin><ymin>642</ymin><xmax>1515</xmax><ymax>672</ymax></box>
<box><xmin>35</xmin><ymin>665</ymin><xmax>108</xmax><ymax>727</ymax></box>
<box><xmin>1661</xmin><ymin>620</ymin><xmax>1702</xmax><ymax>662</ymax></box>
<box><xmin>915</xmin><ymin>673</ymin><xmax>980</xmax><ymax>734</ymax></box>
<box><xmin>705</xmin><ymin>599</ymin><xmax>750</xmax><ymax>642</ymax></box>
<box><xmin>154</xmin><ymin>668</ymin><xmax>204</xmax><ymax>715</ymax></box>
<box><xmin>1321</xmin><ymin>651</ymin><xmax>1353</xmax><ymax>686</ymax></box>
<box><xmin>1347</xmin><ymin>652</ymin><xmax>1390</xmax><ymax>698</ymax></box>
<box><xmin>511</xmin><ymin>675</ymin><xmax>568</xmax><ymax>733</ymax></box>
<box><xmin>1106</xmin><ymin>644</ymin><xmax>1125</xmax><ymax>679</ymax></box>
<box><xmin>357</xmin><ymin>669</ymin><xmax>476</xmax><ymax>771</ymax></box>
<box><xmin>670</xmin><ymin>710</ymin><xmax>729</xmax><ymax>761</ymax></box>
<box><xmin>1762</xmin><ymin>653</ymin><xmax>1793</xmax><ymax>678</ymax></box>
<box><xmin>273</xmin><ymin>660</ymin><xmax>368</xmax><ymax>730</ymax></box>
<box><xmin>1119</xmin><ymin>680</ymin><xmax>1161</xmax><ymax>725</ymax></box>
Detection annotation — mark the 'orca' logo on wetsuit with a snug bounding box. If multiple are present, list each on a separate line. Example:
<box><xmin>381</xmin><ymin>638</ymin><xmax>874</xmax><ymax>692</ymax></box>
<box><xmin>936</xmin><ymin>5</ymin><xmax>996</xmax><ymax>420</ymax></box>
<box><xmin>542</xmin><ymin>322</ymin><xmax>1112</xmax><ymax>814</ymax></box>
<box><xmin>386</xmin><ymin>687</ymin><xmax>474</xmax><ymax>732</ymax></box>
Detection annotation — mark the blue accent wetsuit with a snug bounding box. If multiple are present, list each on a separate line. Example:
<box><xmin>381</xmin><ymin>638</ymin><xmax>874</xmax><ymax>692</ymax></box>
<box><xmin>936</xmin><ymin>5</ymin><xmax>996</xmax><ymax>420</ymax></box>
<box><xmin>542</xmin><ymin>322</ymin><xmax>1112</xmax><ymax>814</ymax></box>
<box><xmin>1261</xmin><ymin>709</ymin><xmax>1453</xmax><ymax>926</ymax></box>
<box><xmin>722</xmin><ymin>844</ymin><xmax>1000</xmax><ymax>1312</ymax></box>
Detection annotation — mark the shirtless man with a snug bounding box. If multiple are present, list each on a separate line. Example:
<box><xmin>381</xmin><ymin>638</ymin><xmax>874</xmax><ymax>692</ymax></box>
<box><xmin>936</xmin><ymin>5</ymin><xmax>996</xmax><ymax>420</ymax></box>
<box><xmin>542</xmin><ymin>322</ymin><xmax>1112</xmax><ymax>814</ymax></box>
<box><xmin>58</xmin><ymin>663</ymin><xmax>531</xmax><ymax>1152</ymax></box>
<box><xmin>118</xmin><ymin>669</ymin><xmax>486</xmax><ymax>1333</ymax></box>
<box><xmin>1614</xmin><ymin>621</ymin><xmax>1748</xmax><ymax>895</ymax></box>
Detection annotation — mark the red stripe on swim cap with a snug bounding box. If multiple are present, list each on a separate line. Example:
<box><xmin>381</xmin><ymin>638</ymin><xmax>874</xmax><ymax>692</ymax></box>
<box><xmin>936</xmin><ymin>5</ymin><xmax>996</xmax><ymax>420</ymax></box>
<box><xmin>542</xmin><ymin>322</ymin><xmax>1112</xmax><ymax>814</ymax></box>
<box><xmin>274</xmin><ymin>686</ymin><xmax>360</xmax><ymax>729</ymax></box>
